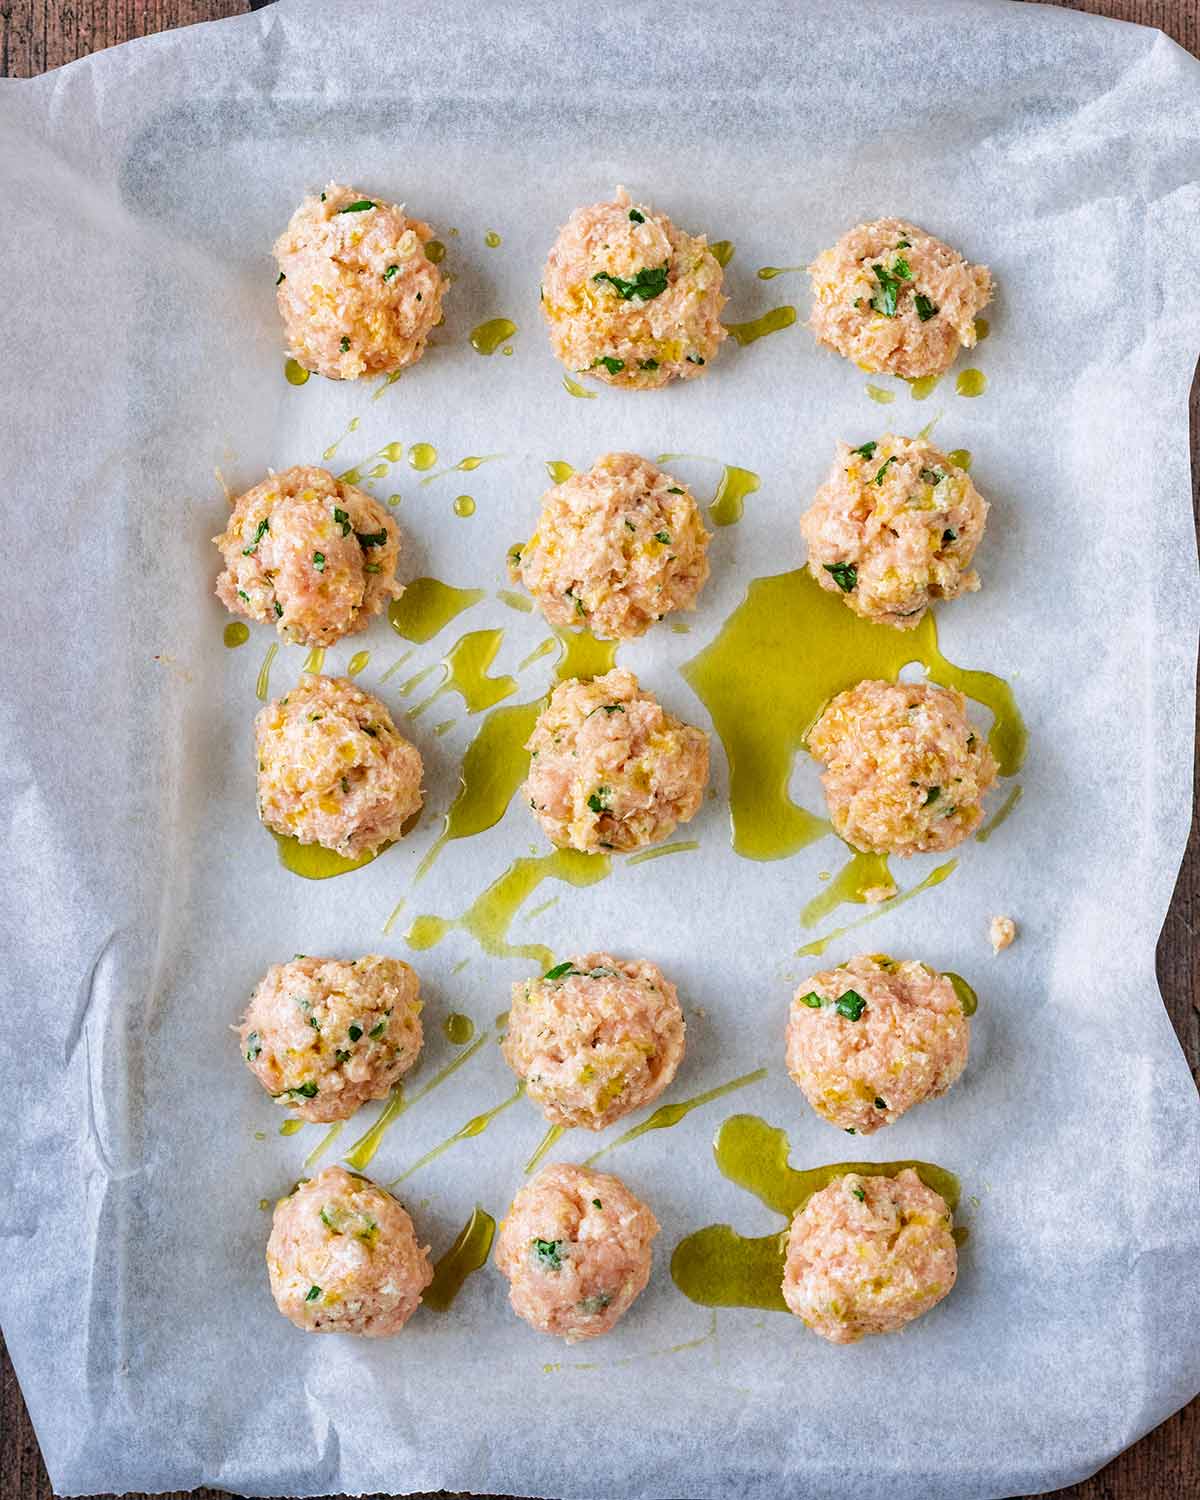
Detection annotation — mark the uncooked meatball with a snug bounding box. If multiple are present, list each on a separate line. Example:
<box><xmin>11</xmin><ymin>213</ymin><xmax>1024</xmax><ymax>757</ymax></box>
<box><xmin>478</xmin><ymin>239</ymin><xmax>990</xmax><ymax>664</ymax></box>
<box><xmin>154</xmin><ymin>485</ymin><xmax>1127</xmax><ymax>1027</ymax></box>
<box><xmin>266</xmin><ymin>1166</ymin><xmax>432</xmax><ymax>1336</ymax></box>
<box><xmin>510</xmin><ymin>452</ymin><xmax>710</xmax><ymax>639</ymax></box>
<box><xmin>214</xmin><ymin>466</ymin><xmax>402</xmax><ymax>647</ymax></box>
<box><xmin>274</xmin><ymin>182</ymin><xmax>448</xmax><ymax>380</ymax></box>
<box><xmin>255</xmin><ymin>675</ymin><xmax>423</xmax><ymax>858</ymax></box>
<box><xmin>808</xmin><ymin>218</ymin><xmax>991</xmax><ymax>379</ymax></box>
<box><xmin>786</xmin><ymin>954</ymin><xmax>969</xmax><ymax>1134</ymax></box>
<box><xmin>503</xmin><ymin>954</ymin><xmax>685</xmax><ymax>1130</ymax></box>
<box><xmin>782</xmin><ymin>1168</ymin><xmax>958</xmax><ymax>1343</ymax></box>
<box><xmin>801</xmin><ymin>436</ymin><xmax>987</xmax><ymax>629</ymax></box>
<box><xmin>541</xmin><ymin>187</ymin><xmax>726</xmax><ymax>389</ymax></box>
<box><xmin>495</xmin><ymin>1163</ymin><xmax>658</xmax><ymax>1341</ymax></box>
<box><xmin>523</xmin><ymin>668</ymin><xmax>708</xmax><ymax>853</ymax></box>
<box><xmin>238</xmin><ymin>955</ymin><xmax>423</xmax><ymax>1123</ymax></box>
<box><xmin>807</xmin><ymin>679</ymin><xmax>996</xmax><ymax>855</ymax></box>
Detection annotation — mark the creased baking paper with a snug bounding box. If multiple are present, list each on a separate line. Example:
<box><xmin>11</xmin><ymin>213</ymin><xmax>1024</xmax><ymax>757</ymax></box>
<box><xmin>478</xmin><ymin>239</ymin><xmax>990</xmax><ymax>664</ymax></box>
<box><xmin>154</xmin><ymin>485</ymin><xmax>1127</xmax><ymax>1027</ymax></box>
<box><xmin>0</xmin><ymin>0</ymin><xmax>1197</xmax><ymax>1495</ymax></box>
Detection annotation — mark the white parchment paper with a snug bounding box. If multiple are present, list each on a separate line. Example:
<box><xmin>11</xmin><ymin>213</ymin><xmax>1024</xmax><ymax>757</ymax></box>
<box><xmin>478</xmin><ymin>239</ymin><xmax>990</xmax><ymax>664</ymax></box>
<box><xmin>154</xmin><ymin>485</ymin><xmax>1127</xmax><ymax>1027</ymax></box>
<box><xmin>1</xmin><ymin>0</ymin><xmax>1198</xmax><ymax>1495</ymax></box>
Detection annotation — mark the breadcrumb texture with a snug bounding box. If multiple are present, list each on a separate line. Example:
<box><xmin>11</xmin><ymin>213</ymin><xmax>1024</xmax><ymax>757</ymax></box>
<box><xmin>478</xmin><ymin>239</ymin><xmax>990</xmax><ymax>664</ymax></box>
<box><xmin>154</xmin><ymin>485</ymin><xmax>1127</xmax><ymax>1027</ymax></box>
<box><xmin>267</xmin><ymin>1166</ymin><xmax>432</xmax><ymax>1336</ymax></box>
<box><xmin>255</xmin><ymin>675</ymin><xmax>423</xmax><ymax>858</ymax></box>
<box><xmin>524</xmin><ymin>668</ymin><xmax>709</xmax><ymax>852</ymax></box>
<box><xmin>808</xmin><ymin>217</ymin><xmax>991</xmax><ymax>379</ymax></box>
<box><xmin>782</xmin><ymin>1167</ymin><xmax>957</xmax><ymax>1343</ymax></box>
<box><xmin>274</xmin><ymin>182</ymin><xmax>448</xmax><ymax>380</ymax></box>
<box><xmin>495</xmin><ymin>1162</ymin><xmax>659</xmax><ymax>1341</ymax></box>
<box><xmin>541</xmin><ymin>187</ymin><xmax>726</xmax><ymax>389</ymax></box>
<box><xmin>512</xmin><ymin>452</ymin><xmax>710</xmax><ymax>639</ymax></box>
<box><xmin>801</xmin><ymin>436</ymin><xmax>987</xmax><ymax>629</ymax></box>
<box><xmin>786</xmin><ymin>954</ymin><xmax>969</xmax><ymax>1134</ymax></box>
<box><xmin>214</xmin><ymin>465</ymin><xmax>402</xmax><ymax>647</ymax></box>
<box><xmin>808</xmin><ymin>679</ymin><xmax>996</xmax><ymax>855</ymax></box>
<box><xmin>990</xmin><ymin>915</ymin><xmax>1017</xmax><ymax>953</ymax></box>
<box><xmin>503</xmin><ymin>953</ymin><xmax>686</xmax><ymax>1130</ymax></box>
<box><xmin>238</xmin><ymin>955</ymin><xmax>422</xmax><ymax>1123</ymax></box>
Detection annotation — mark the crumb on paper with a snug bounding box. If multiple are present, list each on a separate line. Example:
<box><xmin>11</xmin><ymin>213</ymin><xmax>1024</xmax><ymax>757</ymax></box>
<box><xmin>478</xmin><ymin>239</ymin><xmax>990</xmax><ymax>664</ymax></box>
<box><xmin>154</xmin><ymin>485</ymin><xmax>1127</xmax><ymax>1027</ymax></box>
<box><xmin>862</xmin><ymin>882</ymin><xmax>896</xmax><ymax>904</ymax></box>
<box><xmin>990</xmin><ymin>915</ymin><xmax>1017</xmax><ymax>954</ymax></box>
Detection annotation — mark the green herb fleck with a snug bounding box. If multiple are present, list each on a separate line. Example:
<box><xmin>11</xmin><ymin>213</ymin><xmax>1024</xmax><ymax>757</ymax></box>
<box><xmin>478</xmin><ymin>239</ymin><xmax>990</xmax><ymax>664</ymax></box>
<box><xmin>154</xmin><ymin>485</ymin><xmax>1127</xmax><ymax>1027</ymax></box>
<box><xmin>593</xmin><ymin>355</ymin><xmax>625</xmax><ymax>374</ymax></box>
<box><xmin>892</xmin><ymin>256</ymin><xmax>912</xmax><ymax>281</ymax></box>
<box><xmin>543</xmin><ymin>962</ymin><xmax>578</xmax><ymax>981</ymax></box>
<box><xmin>368</xmin><ymin>1014</ymin><xmax>389</xmax><ymax>1039</ymax></box>
<box><xmin>592</xmin><ymin>264</ymin><xmax>669</xmax><ymax>301</ymax></box>
<box><xmin>629</xmin><ymin>208</ymin><xmax>645</xmax><ymax>223</ymax></box>
<box><xmin>639</xmin><ymin>358</ymin><xmax>659</xmax><ymax>370</ymax></box>
<box><xmin>942</xmin><ymin>527</ymin><xmax>957</xmax><ymax>544</ymax></box>
<box><xmin>870</xmin><ymin>263</ymin><xmax>905</xmax><ymax>317</ymax></box>
<box><xmin>242</xmin><ymin>517</ymin><xmax>269</xmax><ymax>556</ymax></box>
<box><xmin>874</xmin><ymin>1097</ymin><xmax>887</xmax><ymax>1109</ymax></box>
<box><xmin>245</xmin><ymin>1031</ymin><xmax>261</xmax><ymax>1061</ymax></box>
<box><xmin>587</xmin><ymin>787</ymin><xmax>611</xmax><ymax>813</ymax></box>
<box><xmin>356</xmin><ymin>529</ymin><xmax>388</xmax><ymax>548</ymax></box>
<box><xmin>913</xmin><ymin>293</ymin><xmax>939</xmax><ymax>322</ymax></box>
<box><xmin>305</xmin><ymin>1285</ymin><xmax>321</xmax><ymax>1302</ymax></box>
<box><xmin>654</xmin><ymin>530</ymin><xmax>671</xmax><ymax>544</ymax></box>
<box><xmin>340</xmin><ymin>336</ymin><xmax>350</xmax><ymax>352</ymax></box>
<box><xmin>798</xmin><ymin>991</ymin><xmax>823</xmax><ymax>1008</ymax></box>
<box><xmin>924</xmin><ymin>785</ymin><xmax>941</xmax><ymax>806</ymax></box>
<box><xmin>578</xmin><ymin>1292</ymin><xmax>612</xmax><ymax>1313</ymax></box>
<box><xmin>850</xmin><ymin>1185</ymin><xmax>866</xmax><ymax>1201</ymax></box>
<box><xmin>312</xmin><ymin>552</ymin><xmax>326</xmax><ymax>573</ymax></box>
<box><xmin>275</xmin><ymin>272</ymin><xmax>285</xmax><ymax>286</ymax></box>
<box><xmin>896</xmin><ymin>238</ymin><xmax>911</xmax><ymax>249</ymax></box>
<box><xmin>335</xmin><ymin>1050</ymin><xmax>351</xmax><ymax>1064</ymax></box>
<box><xmin>919</xmin><ymin>467</ymin><xmax>944</xmax><ymax>486</ymax></box>
<box><xmin>823</xmin><ymin>562</ymin><xmax>858</xmax><ymax>593</ymax></box>
<box><xmin>383</xmin><ymin>264</ymin><xmax>399</xmax><ymax>281</ymax></box>
<box><xmin>290</xmin><ymin>1080</ymin><xmax>319</xmax><ymax>1099</ymax></box>
<box><xmin>666</xmin><ymin>486</ymin><xmax>684</xmax><ymax>494</ymax></box>
<box><xmin>532</xmin><ymin>1238</ymin><xmax>563</xmax><ymax>1270</ymax></box>
<box><xmin>592</xmin><ymin>1198</ymin><xmax>603</xmax><ymax>1209</ymax></box>
<box><xmin>337</xmin><ymin>200</ymin><xmax>376</xmax><ymax>214</ymax></box>
<box><xmin>333</xmin><ymin>506</ymin><xmax>351</xmax><ymax>535</ymax></box>
<box><xmin>237</xmin><ymin>589</ymin><xmax>250</xmax><ymax>602</ymax></box>
<box><xmin>686</xmin><ymin>353</ymin><xmax>705</xmax><ymax>365</ymax></box>
<box><xmin>835</xmin><ymin>989</ymin><xmax>867</xmax><ymax>1021</ymax></box>
<box><xmin>274</xmin><ymin>601</ymin><xmax>283</xmax><ymax>618</ymax></box>
<box><xmin>348</xmin><ymin>1023</ymin><xmax>362</xmax><ymax>1042</ymax></box>
<box><xmin>874</xmin><ymin>456</ymin><xmax>896</xmax><ymax>485</ymax></box>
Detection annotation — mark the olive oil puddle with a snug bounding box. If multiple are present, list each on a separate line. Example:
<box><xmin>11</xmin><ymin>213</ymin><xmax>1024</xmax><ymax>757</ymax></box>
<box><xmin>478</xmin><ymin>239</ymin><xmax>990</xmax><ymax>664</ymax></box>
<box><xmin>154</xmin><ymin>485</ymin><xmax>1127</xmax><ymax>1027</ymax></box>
<box><xmin>656</xmin><ymin>453</ymin><xmax>760</xmax><ymax>528</ymax></box>
<box><xmin>545</xmin><ymin>459</ymin><xmax>575</xmax><ymax>484</ymax></box>
<box><xmin>497</xmin><ymin>588</ymin><xmax>532</xmax><ymax>612</ymax></box>
<box><xmin>442</xmin><ymin>1012</ymin><xmax>476</xmax><ymax>1045</ymax></box>
<box><xmin>681</xmin><ymin>568</ymin><xmax>1026</xmax><ymax>862</ymax></box>
<box><xmin>405</xmin><ymin>850</ymin><xmax>610</xmax><ymax>969</ymax></box>
<box><xmin>224</xmin><ymin>621</ymin><xmax>249</xmax><ymax>649</ymax></box>
<box><xmin>304</xmin><ymin>1122</ymin><xmax>343</xmax><ymax>1169</ymax></box>
<box><xmin>407</xmin><ymin>628</ymin><xmax>517</xmax><ymax>719</ymax></box>
<box><xmin>388</xmin><ymin>1084</ymin><xmax>524</xmax><ymax>1184</ymax></box>
<box><xmin>956</xmin><ymin>368</ymin><xmax>987</xmax><ymax>397</ymax></box>
<box><xmin>796</xmin><ymin>858</ymin><xmax>958</xmax><ymax>957</ymax></box>
<box><xmin>322</xmin><ymin>417</ymin><xmax>361</xmax><ymax>462</ymax></box>
<box><xmin>725</xmin><ymin>306</ymin><xmax>797</xmax><ymax>346</ymax></box>
<box><xmin>469</xmin><ymin>319</ymin><xmax>516</xmax><ymax>355</ymax></box>
<box><xmin>563</xmin><ymin>375</ymin><xmax>597</xmax><ymax>399</ymax></box>
<box><xmin>412</xmin><ymin>629</ymin><xmax>618</xmax><ymax>881</ymax></box>
<box><xmin>424</xmin><ymin>1206</ymin><xmax>496</xmax><ymax>1312</ymax></box>
<box><xmin>584</xmin><ymin>1068</ymin><xmax>768</xmax><ymax>1167</ymax></box>
<box><xmin>670</xmin><ymin>1113</ymin><xmax>960</xmax><ymax>1310</ymax></box>
<box><xmin>452</xmin><ymin>495</ymin><xmax>475</xmax><ymax>517</ymax></box>
<box><xmin>341</xmin><ymin>1029</ymin><xmax>492</xmax><ymax>1171</ymax></box>
<box><xmin>865</xmin><ymin>384</ymin><xmax>896</xmax><ymax>405</ymax></box>
<box><xmin>272</xmin><ymin>831</ymin><xmax>381</xmax><ymax>880</ymax></box>
<box><xmin>284</xmin><ymin>358</ymin><xmax>311</xmax><ymax>386</ymax></box>
<box><xmin>346</xmin><ymin>650</ymin><xmax>370</xmax><ymax>677</ymax></box>
<box><xmin>709</xmin><ymin>240</ymin><xmax>735</xmax><ymax>267</ymax></box>
<box><xmin>389</xmin><ymin>578</ymin><xmax>485</xmax><ymax>643</ymax></box>
<box><xmin>301</xmin><ymin>646</ymin><xmax>325</xmax><ymax>675</ymax></box>
<box><xmin>800</xmin><ymin>849</ymin><xmax>893</xmax><ymax>927</ymax></box>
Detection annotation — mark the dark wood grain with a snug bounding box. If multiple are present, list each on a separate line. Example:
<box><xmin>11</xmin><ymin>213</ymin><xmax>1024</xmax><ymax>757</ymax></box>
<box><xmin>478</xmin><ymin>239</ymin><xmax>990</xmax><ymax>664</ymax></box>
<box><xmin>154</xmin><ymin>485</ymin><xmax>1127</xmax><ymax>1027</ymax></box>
<box><xmin>1</xmin><ymin>1</ymin><xmax>1196</xmax><ymax>1497</ymax></box>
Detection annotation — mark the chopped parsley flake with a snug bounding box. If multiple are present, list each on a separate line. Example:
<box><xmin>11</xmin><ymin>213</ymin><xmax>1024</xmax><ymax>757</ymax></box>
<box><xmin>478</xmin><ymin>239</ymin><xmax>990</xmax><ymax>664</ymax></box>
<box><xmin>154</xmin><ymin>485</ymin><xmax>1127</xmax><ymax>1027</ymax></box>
<box><xmin>305</xmin><ymin>1285</ymin><xmax>321</xmax><ymax>1302</ymax></box>
<box><xmin>896</xmin><ymin>238</ymin><xmax>911</xmax><ymax>249</ymax></box>
<box><xmin>532</xmin><ymin>1238</ymin><xmax>564</xmax><ymax>1270</ymax></box>
<box><xmin>592</xmin><ymin>264</ymin><xmax>669</xmax><ymax>301</ymax></box>
<box><xmin>592</xmin><ymin>1199</ymin><xmax>603</xmax><ymax>1209</ymax></box>
<box><xmin>242</xmin><ymin>517</ymin><xmax>269</xmax><ymax>556</ymax></box>
<box><xmin>356</xmin><ymin>529</ymin><xmax>388</xmax><ymax>548</ymax></box>
<box><xmin>273</xmin><ymin>600</ymin><xmax>283</xmax><ymax>618</ymax></box>
<box><xmin>654</xmin><ymin>530</ymin><xmax>671</xmax><ymax>544</ymax></box>
<box><xmin>578</xmin><ymin>1292</ymin><xmax>612</xmax><ymax>1313</ymax></box>
<box><xmin>275</xmin><ymin>272</ymin><xmax>285</xmax><ymax>286</ymax></box>
<box><xmin>383</xmin><ymin>264</ymin><xmax>399</xmax><ymax>281</ymax></box>
<box><xmin>823</xmin><ymin>562</ymin><xmax>858</xmax><ymax>593</ymax></box>
<box><xmin>638</xmin><ymin>358</ymin><xmax>659</xmax><ymax>370</ymax></box>
<box><xmin>892</xmin><ymin>256</ymin><xmax>912</xmax><ymax>280</ymax></box>
<box><xmin>942</xmin><ymin>527</ymin><xmax>957</xmax><ymax>544</ymax></box>
<box><xmin>913</xmin><ymin>293</ymin><xmax>939</xmax><ymax>322</ymax></box>
<box><xmin>919</xmin><ymin>467</ymin><xmax>944</xmax><ymax>486</ymax></box>
<box><xmin>798</xmin><ymin>991</ymin><xmax>823</xmax><ymax>1008</ymax></box>
<box><xmin>685</xmin><ymin>353</ymin><xmax>705</xmax><ymax>365</ymax></box>
<box><xmin>333</xmin><ymin>506</ymin><xmax>351</xmax><ymax>535</ymax></box>
<box><xmin>874</xmin><ymin>456</ymin><xmax>896</xmax><ymax>485</ymax></box>
<box><xmin>237</xmin><ymin>589</ymin><xmax>249</xmax><ymax>602</ymax></box>
<box><xmin>835</xmin><ymin>990</ymin><xmax>867</xmax><ymax>1022</ymax></box>
<box><xmin>666</xmin><ymin>486</ymin><xmax>684</xmax><ymax>494</ymax></box>
<box><xmin>850</xmin><ymin>1185</ymin><xmax>866</xmax><ymax>1201</ymax></box>
<box><xmin>289</xmin><ymin>1080</ymin><xmax>319</xmax><ymax>1099</ymax></box>
<box><xmin>245</xmin><ymin>1031</ymin><xmax>261</xmax><ymax>1061</ymax></box>
<box><xmin>368</xmin><ymin>1014</ymin><xmax>389</xmax><ymax>1039</ymax></box>
<box><xmin>874</xmin><ymin>1097</ymin><xmax>887</xmax><ymax>1109</ymax></box>
<box><xmin>348</xmin><ymin>1023</ymin><xmax>362</xmax><ymax>1042</ymax></box>
<box><xmin>337</xmin><ymin>200</ymin><xmax>376</xmax><ymax>213</ymax></box>
<box><xmin>339</xmin><ymin>336</ymin><xmax>350</xmax><ymax>352</ymax></box>
<box><xmin>593</xmin><ymin>355</ymin><xmax>625</xmax><ymax>374</ymax></box>
<box><xmin>312</xmin><ymin>552</ymin><xmax>326</xmax><ymax>572</ymax></box>
<box><xmin>924</xmin><ymin>785</ymin><xmax>941</xmax><ymax>806</ymax></box>
<box><xmin>629</xmin><ymin>208</ymin><xmax>645</xmax><ymax>223</ymax></box>
<box><xmin>543</xmin><ymin>962</ymin><xmax>580</xmax><ymax>981</ymax></box>
<box><xmin>587</xmin><ymin>787</ymin><xmax>611</xmax><ymax>813</ymax></box>
<box><xmin>851</xmin><ymin>441</ymin><xmax>877</xmax><ymax>460</ymax></box>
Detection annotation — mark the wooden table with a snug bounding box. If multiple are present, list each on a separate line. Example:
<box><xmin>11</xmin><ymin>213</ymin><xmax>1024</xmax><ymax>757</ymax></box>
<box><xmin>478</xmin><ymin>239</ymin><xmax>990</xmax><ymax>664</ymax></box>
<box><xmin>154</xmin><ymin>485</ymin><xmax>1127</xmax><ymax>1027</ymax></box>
<box><xmin>2</xmin><ymin>1</ymin><xmax>1196</xmax><ymax>1496</ymax></box>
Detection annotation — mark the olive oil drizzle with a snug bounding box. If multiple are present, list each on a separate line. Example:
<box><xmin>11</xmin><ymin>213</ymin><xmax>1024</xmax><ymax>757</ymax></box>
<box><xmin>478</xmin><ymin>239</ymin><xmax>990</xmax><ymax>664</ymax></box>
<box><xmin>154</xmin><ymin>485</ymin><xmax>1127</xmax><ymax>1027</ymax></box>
<box><xmin>656</xmin><ymin>453</ymin><xmax>761</xmax><ymax>529</ymax></box>
<box><xmin>670</xmin><ymin>1113</ymin><xmax>960</xmax><ymax>1310</ymax></box>
<box><xmin>496</xmin><ymin>589</ymin><xmax>533</xmax><ymax>613</ymax></box>
<box><xmin>346</xmin><ymin>650</ymin><xmax>370</xmax><ymax>677</ymax></box>
<box><xmin>907</xmin><ymin>374</ymin><xmax>942</xmax><ymax>400</ymax></box>
<box><xmin>255</xmin><ymin>643</ymin><xmax>278</xmax><ymax>701</ymax></box>
<box><xmin>524</xmin><ymin>1122</ymin><xmax>565</xmax><ymax>1174</ymax></box>
<box><xmin>583</xmin><ymin>1068</ymin><xmax>768</xmax><ymax>1166</ymax></box>
<box><xmin>272</xmin><ymin>832</ymin><xmax>381</xmax><ymax>881</ymax></box>
<box><xmin>976</xmin><ymin>783</ymin><xmax>1023</xmax><ymax>841</ymax></box>
<box><xmin>341</xmin><ymin>1029</ymin><xmax>492</xmax><ymax>1170</ymax></box>
<box><xmin>562</xmin><ymin>375</ymin><xmax>597</xmax><ymax>399</ymax></box>
<box><xmin>405</xmin><ymin>850</ymin><xmax>611</xmax><ymax>969</ymax></box>
<box><xmin>626</xmin><ymin>840</ymin><xmax>700</xmax><ymax>866</ymax></box>
<box><xmin>795</xmin><ymin>858</ymin><xmax>958</xmax><ymax>958</ymax></box>
<box><xmin>725</xmin><ymin>306</ymin><xmax>797</xmax><ymax>345</ymax></box>
<box><xmin>756</xmin><ymin>264</ymin><xmax>804</xmax><ymax>280</ymax></box>
<box><xmin>304</xmin><ymin>1121</ymin><xmax>343</xmax><ymax>1169</ymax></box>
<box><xmin>681</xmin><ymin>568</ymin><xmax>1026</xmax><ymax>862</ymax></box>
<box><xmin>420</xmin><ymin>454</ymin><xmax>503</xmax><ymax>486</ymax></box>
<box><xmin>544</xmin><ymin>460</ymin><xmax>575</xmax><ymax>484</ymax></box>
<box><xmin>424</xmin><ymin>1206</ymin><xmax>497</xmax><ymax>1311</ymax></box>
<box><xmin>865</xmin><ymin>383</ymin><xmax>896</xmax><ymax>404</ymax></box>
<box><xmin>301</xmin><ymin>646</ymin><xmax>325</xmax><ymax>675</ymax></box>
<box><xmin>407</xmin><ymin>628</ymin><xmax>517</xmax><ymax>720</ymax></box>
<box><xmin>800</xmin><ymin>849</ymin><xmax>894</xmax><ymax>927</ymax></box>
<box><xmin>284</xmin><ymin>359</ymin><xmax>310</xmax><ymax>386</ymax></box>
<box><xmin>388</xmin><ymin>1083</ymin><xmax>524</xmax><ymax>1184</ymax></box>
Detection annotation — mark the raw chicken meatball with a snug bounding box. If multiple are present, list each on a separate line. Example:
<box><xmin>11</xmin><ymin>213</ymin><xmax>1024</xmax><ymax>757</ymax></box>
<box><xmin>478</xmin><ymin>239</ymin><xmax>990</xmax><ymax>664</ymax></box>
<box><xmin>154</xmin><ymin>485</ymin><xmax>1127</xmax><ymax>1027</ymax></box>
<box><xmin>801</xmin><ymin>436</ymin><xmax>987</xmax><ymax>629</ymax></box>
<box><xmin>266</xmin><ymin>1166</ymin><xmax>432</xmax><ymax>1335</ymax></box>
<box><xmin>807</xmin><ymin>679</ymin><xmax>996</xmax><ymax>855</ymax></box>
<box><xmin>238</xmin><ymin>955</ymin><xmax>423</xmax><ymax>1123</ymax></box>
<box><xmin>273</xmin><ymin>182</ymin><xmax>448</xmax><ymax>380</ymax></box>
<box><xmin>510</xmin><ymin>452</ymin><xmax>710</xmax><ymax>640</ymax></box>
<box><xmin>503</xmin><ymin>954</ymin><xmax>686</xmax><ymax>1130</ymax></box>
<box><xmin>255</xmin><ymin>675</ymin><xmax>423</xmax><ymax>858</ymax></box>
<box><xmin>495</xmin><ymin>1163</ymin><xmax>658</xmax><ymax>1341</ymax></box>
<box><xmin>782</xmin><ymin>1168</ymin><xmax>957</xmax><ymax>1343</ymax></box>
<box><xmin>786</xmin><ymin>954</ymin><xmax>969</xmax><ymax>1134</ymax></box>
<box><xmin>214</xmin><ymin>466</ymin><xmax>402</xmax><ymax>647</ymax></box>
<box><xmin>541</xmin><ymin>187</ymin><xmax>726</xmax><ymax>389</ymax></box>
<box><xmin>523</xmin><ymin>668</ymin><xmax>709</xmax><ymax>852</ymax></box>
<box><xmin>808</xmin><ymin>218</ymin><xmax>992</xmax><ymax>379</ymax></box>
